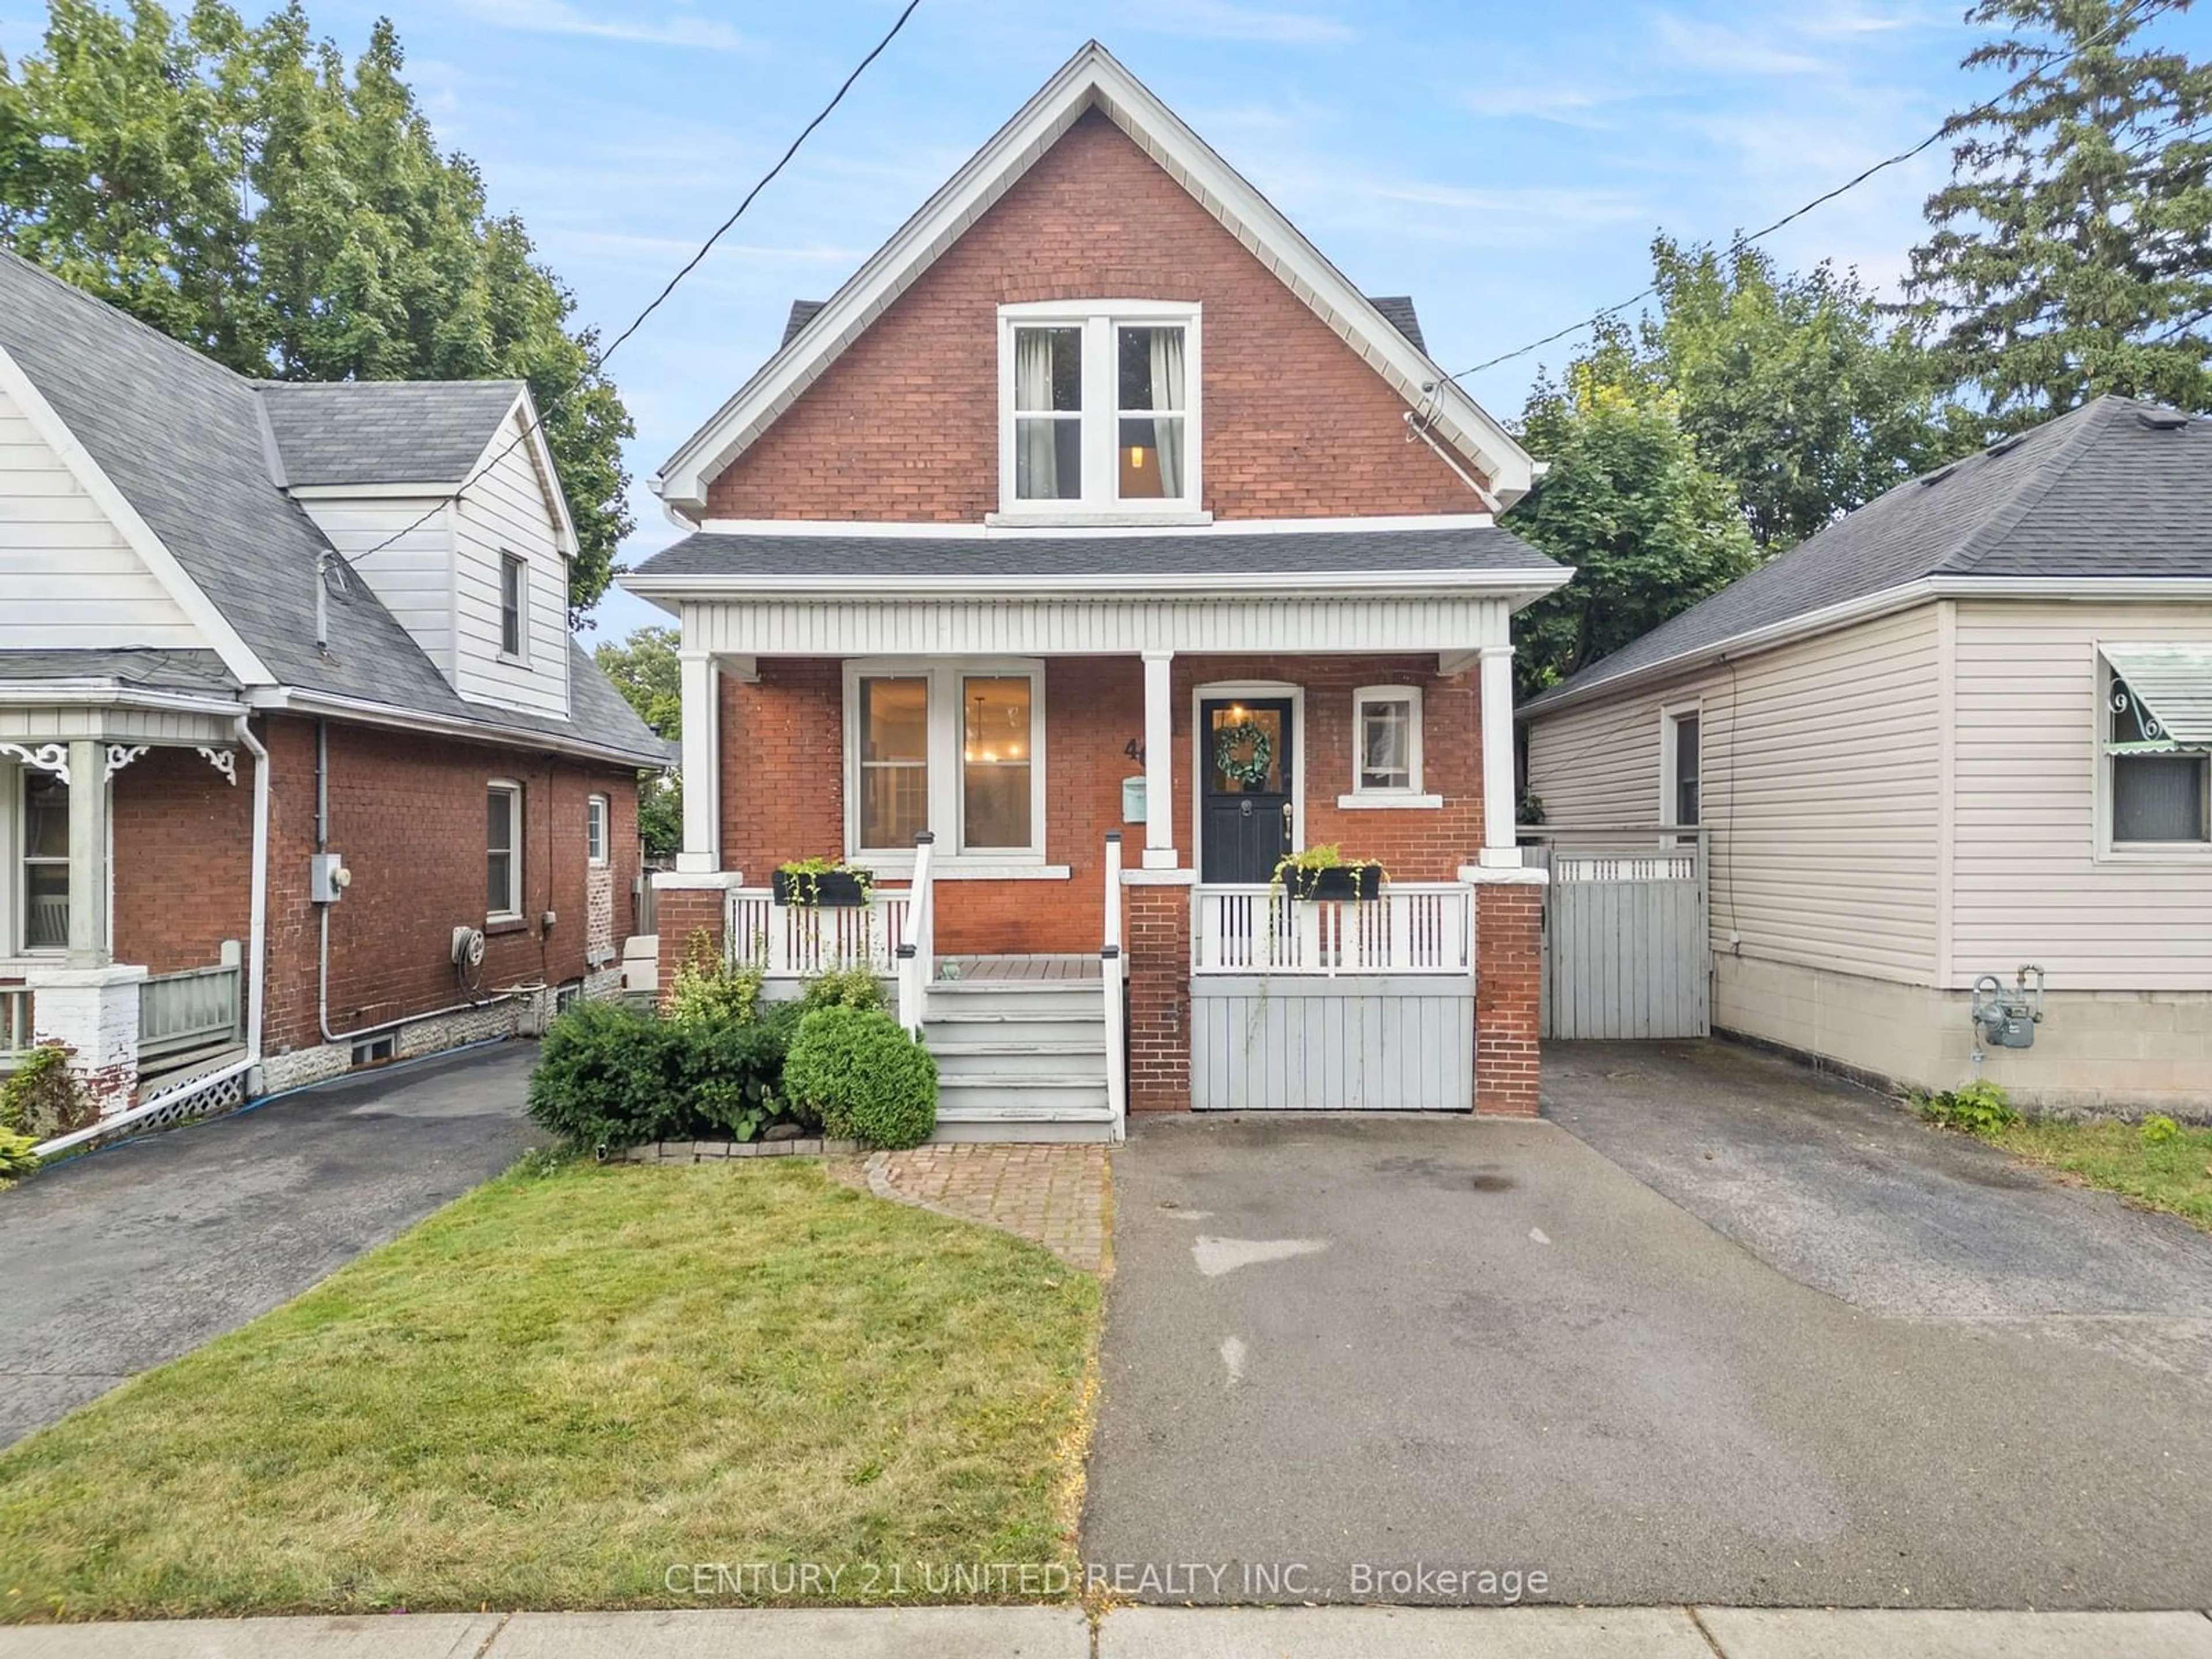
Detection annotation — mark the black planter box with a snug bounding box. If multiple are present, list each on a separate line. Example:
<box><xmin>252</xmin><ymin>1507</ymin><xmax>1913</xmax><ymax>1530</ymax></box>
<box><xmin>773</xmin><ymin>869</ymin><xmax>871</xmax><ymax>907</ymax></box>
<box><xmin>1285</xmin><ymin>863</ymin><xmax>1382</xmax><ymax>902</ymax></box>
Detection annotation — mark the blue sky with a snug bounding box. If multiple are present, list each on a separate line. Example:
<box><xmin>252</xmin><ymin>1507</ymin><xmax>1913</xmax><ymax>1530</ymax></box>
<box><xmin>7</xmin><ymin>0</ymin><xmax>2209</xmax><ymax>644</ymax></box>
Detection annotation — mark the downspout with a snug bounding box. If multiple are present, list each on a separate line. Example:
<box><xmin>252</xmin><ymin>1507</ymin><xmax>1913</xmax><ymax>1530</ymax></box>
<box><xmin>240</xmin><ymin>715</ymin><xmax>270</xmax><ymax>1066</ymax></box>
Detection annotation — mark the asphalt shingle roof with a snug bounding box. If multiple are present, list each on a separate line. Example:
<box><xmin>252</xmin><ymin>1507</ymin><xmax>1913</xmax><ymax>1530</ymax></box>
<box><xmin>1368</xmin><ymin>296</ymin><xmax>1425</xmax><ymax>353</ymax></box>
<box><xmin>257</xmin><ymin>379</ymin><xmax>521</xmax><ymax>487</ymax></box>
<box><xmin>0</xmin><ymin>251</ymin><xmax>661</xmax><ymax>764</ymax></box>
<box><xmin>632</xmin><ymin>521</ymin><xmax>1562</xmax><ymax>582</ymax></box>
<box><xmin>0</xmin><ymin>648</ymin><xmax>237</xmax><ymax>692</ymax></box>
<box><xmin>1524</xmin><ymin>396</ymin><xmax>2212</xmax><ymax>712</ymax></box>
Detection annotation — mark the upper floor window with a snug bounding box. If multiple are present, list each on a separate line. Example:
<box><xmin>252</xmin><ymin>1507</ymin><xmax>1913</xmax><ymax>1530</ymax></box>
<box><xmin>998</xmin><ymin>302</ymin><xmax>1200</xmax><ymax>518</ymax></box>
<box><xmin>2104</xmin><ymin>650</ymin><xmax>2209</xmax><ymax>848</ymax></box>
<box><xmin>586</xmin><ymin>795</ymin><xmax>609</xmax><ymax>866</ymax></box>
<box><xmin>499</xmin><ymin>554</ymin><xmax>527</xmax><ymax>660</ymax></box>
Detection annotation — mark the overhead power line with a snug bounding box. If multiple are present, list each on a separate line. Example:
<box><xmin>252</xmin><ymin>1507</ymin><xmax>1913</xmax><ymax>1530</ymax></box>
<box><xmin>337</xmin><ymin>0</ymin><xmax>923</xmax><ymax>573</ymax></box>
<box><xmin>1436</xmin><ymin>0</ymin><xmax>2182</xmax><ymax>388</ymax></box>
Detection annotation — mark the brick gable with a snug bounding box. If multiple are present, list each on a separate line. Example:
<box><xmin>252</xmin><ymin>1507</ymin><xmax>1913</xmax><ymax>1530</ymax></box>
<box><xmin>703</xmin><ymin>109</ymin><xmax>1482</xmax><ymax>522</ymax></box>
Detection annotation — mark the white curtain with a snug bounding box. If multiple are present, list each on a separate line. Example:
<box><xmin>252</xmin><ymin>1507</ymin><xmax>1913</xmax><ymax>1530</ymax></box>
<box><xmin>1149</xmin><ymin>327</ymin><xmax>1185</xmax><ymax>497</ymax></box>
<box><xmin>1015</xmin><ymin>330</ymin><xmax>1058</xmax><ymax>499</ymax></box>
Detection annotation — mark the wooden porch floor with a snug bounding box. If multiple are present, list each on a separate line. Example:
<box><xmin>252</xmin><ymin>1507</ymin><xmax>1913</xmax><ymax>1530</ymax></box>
<box><xmin>939</xmin><ymin>954</ymin><xmax>1101</xmax><ymax>983</ymax></box>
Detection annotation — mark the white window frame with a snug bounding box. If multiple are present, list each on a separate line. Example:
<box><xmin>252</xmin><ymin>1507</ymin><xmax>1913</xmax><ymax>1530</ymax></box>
<box><xmin>842</xmin><ymin>659</ymin><xmax>1060</xmax><ymax>874</ymax></box>
<box><xmin>498</xmin><ymin>553</ymin><xmax>528</xmax><ymax>663</ymax></box>
<box><xmin>1339</xmin><ymin>684</ymin><xmax>1438</xmax><ymax>809</ymax></box>
<box><xmin>13</xmin><ymin>763</ymin><xmax>69</xmax><ymax>958</ymax></box>
<box><xmin>585</xmin><ymin>794</ymin><xmax>609</xmax><ymax>867</ymax></box>
<box><xmin>487</xmin><ymin>780</ymin><xmax>524</xmax><ymax>922</ymax></box>
<box><xmin>993</xmin><ymin>300</ymin><xmax>1206</xmax><ymax>524</ymax></box>
<box><xmin>2094</xmin><ymin>647</ymin><xmax>2212</xmax><ymax>862</ymax></box>
<box><xmin>1660</xmin><ymin>702</ymin><xmax>1702</xmax><ymax>832</ymax></box>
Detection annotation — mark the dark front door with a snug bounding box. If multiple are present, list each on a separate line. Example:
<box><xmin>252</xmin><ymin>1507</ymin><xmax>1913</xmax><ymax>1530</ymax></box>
<box><xmin>1200</xmin><ymin>697</ymin><xmax>1293</xmax><ymax>884</ymax></box>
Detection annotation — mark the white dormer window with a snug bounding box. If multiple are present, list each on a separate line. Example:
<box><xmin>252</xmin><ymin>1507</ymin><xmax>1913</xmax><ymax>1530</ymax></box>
<box><xmin>997</xmin><ymin>301</ymin><xmax>1202</xmax><ymax>520</ymax></box>
<box><xmin>499</xmin><ymin>553</ymin><xmax>527</xmax><ymax>661</ymax></box>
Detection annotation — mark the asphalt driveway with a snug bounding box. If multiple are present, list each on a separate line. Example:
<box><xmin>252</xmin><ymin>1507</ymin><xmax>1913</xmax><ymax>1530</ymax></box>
<box><xmin>0</xmin><ymin>1041</ymin><xmax>539</xmax><ymax>1448</ymax></box>
<box><xmin>1083</xmin><ymin>1047</ymin><xmax>2212</xmax><ymax>1609</ymax></box>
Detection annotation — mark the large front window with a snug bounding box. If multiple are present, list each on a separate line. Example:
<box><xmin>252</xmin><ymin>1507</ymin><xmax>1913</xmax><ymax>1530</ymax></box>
<box><xmin>21</xmin><ymin>770</ymin><xmax>68</xmax><ymax>952</ymax></box>
<box><xmin>1000</xmin><ymin>303</ymin><xmax>1200</xmax><ymax>516</ymax></box>
<box><xmin>848</xmin><ymin>662</ymin><xmax>1045</xmax><ymax>862</ymax></box>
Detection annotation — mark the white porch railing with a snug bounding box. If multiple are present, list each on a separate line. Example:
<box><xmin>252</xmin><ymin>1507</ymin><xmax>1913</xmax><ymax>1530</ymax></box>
<box><xmin>1192</xmin><ymin>882</ymin><xmax>1474</xmax><ymax>975</ymax></box>
<box><xmin>726</xmin><ymin>884</ymin><xmax>915</xmax><ymax>978</ymax></box>
<box><xmin>896</xmin><ymin>833</ymin><xmax>937</xmax><ymax>1034</ymax></box>
<box><xmin>1102</xmin><ymin>832</ymin><xmax>1126</xmax><ymax>1139</ymax></box>
<box><xmin>1</xmin><ymin>986</ymin><xmax>31</xmax><ymax>1060</ymax></box>
<box><xmin>139</xmin><ymin>956</ymin><xmax>243</xmax><ymax>1067</ymax></box>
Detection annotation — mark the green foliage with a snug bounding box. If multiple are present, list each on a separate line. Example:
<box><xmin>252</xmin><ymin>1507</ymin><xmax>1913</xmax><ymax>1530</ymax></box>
<box><xmin>783</xmin><ymin>1006</ymin><xmax>938</xmax><ymax>1150</ymax></box>
<box><xmin>666</xmin><ymin>934</ymin><xmax>766</xmax><ymax>1028</ymax></box>
<box><xmin>2141</xmin><ymin>1114</ymin><xmax>2181</xmax><ymax>1146</ymax></box>
<box><xmin>1907</xmin><ymin>0</ymin><xmax>2212</xmax><ymax>425</ymax></box>
<box><xmin>0</xmin><ymin>1126</ymin><xmax>41</xmax><ymax>1183</ymax></box>
<box><xmin>0</xmin><ymin>0</ymin><xmax>633</xmax><ymax>615</ymax></box>
<box><xmin>1915</xmin><ymin>1079</ymin><xmax>2022</xmax><ymax>1136</ymax></box>
<box><xmin>526</xmin><ymin>999</ymin><xmax>792</xmax><ymax>1149</ymax></box>
<box><xmin>1506</xmin><ymin>372</ymin><xmax>1762</xmax><ymax>698</ymax></box>
<box><xmin>1624</xmin><ymin>238</ymin><xmax>1960</xmax><ymax>550</ymax></box>
<box><xmin>594</xmin><ymin>627</ymin><xmax>682</xmax><ymax>857</ymax></box>
<box><xmin>0</xmin><ymin>1042</ymin><xmax>92</xmax><ymax>1139</ymax></box>
<box><xmin>802</xmin><ymin>967</ymin><xmax>886</xmax><ymax>1014</ymax></box>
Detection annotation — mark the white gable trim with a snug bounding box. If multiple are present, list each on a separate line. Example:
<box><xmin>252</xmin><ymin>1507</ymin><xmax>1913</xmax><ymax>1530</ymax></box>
<box><xmin>0</xmin><ymin>342</ymin><xmax>274</xmax><ymax>686</ymax></box>
<box><xmin>653</xmin><ymin>41</ymin><xmax>1533</xmax><ymax>516</ymax></box>
<box><xmin>467</xmin><ymin>387</ymin><xmax>579</xmax><ymax>559</ymax></box>
<box><xmin>691</xmin><ymin>512</ymin><xmax>1498</xmax><ymax>539</ymax></box>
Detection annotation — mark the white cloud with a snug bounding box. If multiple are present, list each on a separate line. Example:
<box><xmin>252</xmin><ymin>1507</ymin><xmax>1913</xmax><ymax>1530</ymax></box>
<box><xmin>1651</xmin><ymin>13</ymin><xmax>1824</xmax><ymax>76</ymax></box>
<box><xmin>457</xmin><ymin>0</ymin><xmax>744</xmax><ymax>51</ymax></box>
<box><xmin>1123</xmin><ymin>0</ymin><xmax>1356</xmax><ymax>45</ymax></box>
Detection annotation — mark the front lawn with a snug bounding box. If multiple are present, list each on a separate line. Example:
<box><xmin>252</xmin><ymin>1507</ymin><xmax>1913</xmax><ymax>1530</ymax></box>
<box><xmin>1993</xmin><ymin>1116</ymin><xmax>2212</xmax><ymax>1232</ymax></box>
<box><xmin>0</xmin><ymin>1158</ymin><xmax>1099</xmax><ymax>1621</ymax></box>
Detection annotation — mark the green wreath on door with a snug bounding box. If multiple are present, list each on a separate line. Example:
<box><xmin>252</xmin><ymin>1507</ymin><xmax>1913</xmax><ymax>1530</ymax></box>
<box><xmin>1214</xmin><ymin>721</ymin><xmax>1274</xmax><ymax>790</ymax></box>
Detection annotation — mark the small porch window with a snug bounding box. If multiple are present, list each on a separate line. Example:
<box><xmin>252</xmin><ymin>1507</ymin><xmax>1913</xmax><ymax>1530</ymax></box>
<box><xmin>488</xmin><ymin>782</ymin><xmax>522</xmax><ymax>919</ymax></box>
<box><xmin>2103</xmin><ymin>649</ymin><xmax>2211</xmax><ymax>848</ymax></box>
<box><xmin>21</xmin><ymin>770</ymin><xmax>69</xmax><ymax>953</ymax></box>
<box><xmin>1351</xmin><ymin>687</ymin><xmax>1422</xmax><ymax>796</ymax></box>
<box><xmin>846</xmin><ymin>662</ymin><xmax>1046</xmax><ymax>862</ymax></box>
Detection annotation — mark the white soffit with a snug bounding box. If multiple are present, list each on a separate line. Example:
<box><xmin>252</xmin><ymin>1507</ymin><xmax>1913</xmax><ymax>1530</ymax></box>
<box><xmin>653</xmin><ymin>41</ymin><xmax>1533</xmax><ymax>515</ymax></box>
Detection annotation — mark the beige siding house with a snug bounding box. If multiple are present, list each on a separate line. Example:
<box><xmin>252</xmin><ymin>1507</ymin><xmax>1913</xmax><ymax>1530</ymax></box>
<box><xmin>1523</xmin><ymin>396</ymin><xmax>2212</xmax><ymax>1115</ymax></box>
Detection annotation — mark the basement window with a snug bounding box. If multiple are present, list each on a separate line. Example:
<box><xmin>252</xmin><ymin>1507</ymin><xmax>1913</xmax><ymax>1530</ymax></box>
<box><xmin>350</xmin><ymin>1032</ymin><xmax>396</xmax><ymax>1068</ymax></box>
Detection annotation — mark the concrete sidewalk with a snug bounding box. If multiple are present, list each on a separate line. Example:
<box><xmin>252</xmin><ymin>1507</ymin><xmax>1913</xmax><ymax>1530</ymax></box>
<box><xmin>6</xmin><ymin>1607</ymin><xmax>2212</xmax><ymax>1657</ymax></box>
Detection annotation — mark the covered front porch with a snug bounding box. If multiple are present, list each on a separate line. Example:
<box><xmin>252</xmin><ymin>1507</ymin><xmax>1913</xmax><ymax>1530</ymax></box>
<box><xmin>1</xmin><ymin>658</ymin><xmax>263</xmax><ymax>1130</ymax></box>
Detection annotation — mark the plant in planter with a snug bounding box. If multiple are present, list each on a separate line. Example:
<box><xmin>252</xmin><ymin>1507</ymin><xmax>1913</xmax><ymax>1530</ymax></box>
<box><xmin>772</xmin><ymin>855</ymin><xmax>874</xmax><ymax>908</ymax></box>
<box><xmin>1272</xmin><ymin>843</ymin><xmax>1384</xmax><ymax>902</ymax></box>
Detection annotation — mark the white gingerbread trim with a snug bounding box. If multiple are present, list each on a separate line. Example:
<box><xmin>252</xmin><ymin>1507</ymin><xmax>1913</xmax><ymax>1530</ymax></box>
<box><xmin>0</xmin><ymin>741</ymin><xmax>71</xmax><ymax>785</ymax></box>
<box><xmin>104</xmin><ymin>744</ymin><xmax>150</xmax><ymax>780</ymax></box>
<box><xmin>196</xmin><ymin>745</ymin><xmax>240</xmax><ymax>787</ymax></box>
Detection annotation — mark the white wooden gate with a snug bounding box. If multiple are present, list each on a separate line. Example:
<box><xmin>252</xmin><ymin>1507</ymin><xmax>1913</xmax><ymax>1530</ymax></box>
<box><xmin>1532</xmin><ymin>831</ymin><xmax>1710</xmax><ymax>1040</ymax></box>
<box><xmin>1189</xmin><ymin>884</ymin><xmax>1476</xmax><ymax>1110</ymax></box>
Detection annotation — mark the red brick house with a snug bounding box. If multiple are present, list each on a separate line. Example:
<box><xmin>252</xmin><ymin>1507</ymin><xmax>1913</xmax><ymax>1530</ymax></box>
<box><xmin>0</xmin><ymin>251</ymin><xmax>665</xmax><ymax>1145</ymax></box>
<box><xmin>628</xmin><ymin>44</ymin><xmax>1566</xmax><ymax>1137</ymax></box>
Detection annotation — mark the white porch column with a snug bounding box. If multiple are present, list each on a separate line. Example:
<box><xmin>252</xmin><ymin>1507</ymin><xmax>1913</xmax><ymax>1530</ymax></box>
<box><xmin>1478</xmin><ymin>644</ymin><xmax>1522</xmax><ymax>867</ymax></box>
<box><xmin>676</xmin><ymin>650</ymin><xmax>722</xmax><ymax>874</ymax></box>
<box><xmin>65</xmin><ymin>737</ymin><xmax>110</xmax><ymax>967</ymax></box>
<box><xmin>1142</xmin><ymin>650</ymin><xmax>1177</xmax><ymax>870</ymax></box>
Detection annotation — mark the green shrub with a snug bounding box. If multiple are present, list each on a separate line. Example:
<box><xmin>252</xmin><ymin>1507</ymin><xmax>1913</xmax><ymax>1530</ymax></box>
<box><xmin>667</xmin><ymin>933</ymin><xmax>767</xmax><ymax>1027</ymax></box>
<box><xmin>1915</xmin><ymin>1079</ymin><xmax>2020</xmax><ymax>1137</ymax></box>
<box><xmin>801</xmin><ymin>967</ymin><xmax>885</xmax><ymax>1014</ymax></box>
<box><xmin>0</xmin><ymin>1127</ymin><xmax>41</xmax><ymax>1185</ymax></box>
<box><xmin>784</xmin><ymin>1006</ymin><xmax>938</xmax><ymax>1150</ymax></box>
<box><xmin>2141</xmin><ymin>1114</ymin><xmax>2181</xmax><ymax>1146</ymax></box>
<box><xmin>529</xmin><ymin>998</ymin><xmax>800</xmax><ymax>1150</ymax></box>
<box><xmin>0</xmin><ymin>1044</ymin><xmax>92</xmax><ymax>1139</ymax></box>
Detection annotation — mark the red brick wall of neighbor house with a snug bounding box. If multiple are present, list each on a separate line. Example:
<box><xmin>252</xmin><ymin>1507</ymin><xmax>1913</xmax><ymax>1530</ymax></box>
<box><xmin>714</xmin><ymin>653</ymin><xmax>1484</xmax><ymax>957</ymax></box>
<box><xmin>702</xmin><ymin>108</ymin><xmax>1483</xmax><ymax>522</ymax></box>
<box><xmin>207</xmin><ymin>717</ymin><xmax>641</xmax><ymax>1059</ymax></box>
<box><xmin>112</xmin><ymin>747</ymin><xmax>255</xmax><ymax>973</ymax></box>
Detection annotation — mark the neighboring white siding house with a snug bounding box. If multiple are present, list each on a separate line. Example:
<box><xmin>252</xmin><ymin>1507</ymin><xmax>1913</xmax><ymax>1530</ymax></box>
<box><xmin>0</xmin><ymin>384</ymin><xmax>203</xmax><ymax>652</ymax></box>
<box><xmin>1522</xmin><ymin>396</ymin><xmax>2212</xmax><ymax>1115</ymax></box>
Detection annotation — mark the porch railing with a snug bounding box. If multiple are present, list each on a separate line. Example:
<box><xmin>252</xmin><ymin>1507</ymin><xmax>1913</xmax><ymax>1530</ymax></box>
<box><xmin>1192</xmin><ymin>882</ymin><xmax>1474</xmax><ymax>976</ymax></box>
<box><xmin>896</xmin><ymin>833</ymin><xmax>937</xmax><ymax>1034</ymax></box>
<box><xmin>139</xmin><ymin>956</ymin><xmax>243</xmax><ymax>1069</ymax></box>
<box><xmin>726</xmin><ymin>885</ymin><xmax>915</xmax><ymax>977</ymax></box>
<box><xmin>1102</xmin><ymin>833</ymin><xmax>1126</xmax><ymax>1138</ymax></box>
<box><xmin>1</xmin><ymin>986</ymin><xmax>32</xmax><ymax>1063</ymax></box>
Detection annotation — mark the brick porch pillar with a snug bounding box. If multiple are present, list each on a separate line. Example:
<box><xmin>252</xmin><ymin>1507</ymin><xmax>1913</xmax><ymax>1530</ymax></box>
<box><xmin>1471</xmin><ymin>875</ymin><xmax>1547</xmax><ymax>1117</ymax></box>
<box><xmin>651</xmin><ymin>872</ymin><xmax>740</xmax><ymax>1009</ymax></box>
<box><xmin>1124</xmin><ymin>874</ymin><xmax>1194</xmax><ymax>1112</ymax></box>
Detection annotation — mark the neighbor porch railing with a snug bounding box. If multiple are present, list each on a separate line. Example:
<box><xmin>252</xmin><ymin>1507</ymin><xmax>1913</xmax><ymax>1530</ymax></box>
<box><xmin>1191</xmin><ymin>882</ymin><xmax>1474</xmax><ymax>975</ymax></box>
<box><xmin>726</xmin><ymin>883</ymin><xmax>915</xmax><ymax>977</ymax></box>
<box><xmin>139</xmin><ymin>954</ymin><xmax>243</xmax><ymax>1073</ymax></box>
<box><xmin>1</xmin><ymin>986</ymin><xmax>32</xmax><ymax>1065</ymax></box>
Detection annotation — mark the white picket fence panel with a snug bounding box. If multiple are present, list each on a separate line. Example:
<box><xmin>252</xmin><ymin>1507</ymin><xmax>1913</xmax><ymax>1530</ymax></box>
<box><xmin>725</xmin><ymin>888</ymin><xmax>912</xmax><ymax>977</ymax></box>
<box><xmin>1191</xmin><ymin>883</ymin><xmax>1472</xmax><ymax>976</ymax></box>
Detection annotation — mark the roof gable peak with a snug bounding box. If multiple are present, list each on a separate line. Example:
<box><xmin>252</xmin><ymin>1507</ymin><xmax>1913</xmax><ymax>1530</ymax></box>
<box><xmin>654</xmin><ymin>40</ymin><xmax>1531</xmax><ymax>514</ymax></box>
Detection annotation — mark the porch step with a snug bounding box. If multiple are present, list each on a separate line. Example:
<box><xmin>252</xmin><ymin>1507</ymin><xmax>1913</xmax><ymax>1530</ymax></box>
<box><xmin>925</xmin><ymin>980</ymin><xmax>1101</xmax><ymax>1021</ymax></box>
<box><xmin>937</xmin><ymin>1075</ymin><xmax>1113</xmax><ymax>1122</ymax></box>
<box><xmin>925</xmin><ymin>1012</ymin><xmax>1108</xmax><ymax>1048</ymax></box>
